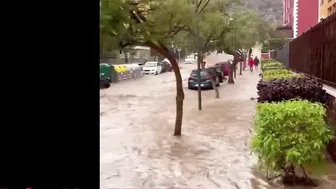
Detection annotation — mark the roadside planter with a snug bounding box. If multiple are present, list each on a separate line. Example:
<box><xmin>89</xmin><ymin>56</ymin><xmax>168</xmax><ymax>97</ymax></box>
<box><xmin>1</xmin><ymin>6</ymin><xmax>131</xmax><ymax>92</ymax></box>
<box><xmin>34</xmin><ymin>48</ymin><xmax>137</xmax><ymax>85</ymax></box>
<box><xmin>251</xmin><ymin>60</ymin><xmax>334</xmax><ymax>186</ymax></box>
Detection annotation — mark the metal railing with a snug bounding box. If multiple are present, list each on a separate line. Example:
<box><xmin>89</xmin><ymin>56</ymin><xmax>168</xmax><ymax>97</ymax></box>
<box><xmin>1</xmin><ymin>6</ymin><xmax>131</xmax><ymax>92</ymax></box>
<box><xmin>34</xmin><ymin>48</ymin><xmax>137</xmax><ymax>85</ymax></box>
<box><xmin>271</xmin><ymin>41</ymin><xmax>290</xmax><ymax>68</ymax></box>
<box><xmin>272</xmin><ymin>12</ymin><xmax>336</xmax><ymax>87</ymax></box>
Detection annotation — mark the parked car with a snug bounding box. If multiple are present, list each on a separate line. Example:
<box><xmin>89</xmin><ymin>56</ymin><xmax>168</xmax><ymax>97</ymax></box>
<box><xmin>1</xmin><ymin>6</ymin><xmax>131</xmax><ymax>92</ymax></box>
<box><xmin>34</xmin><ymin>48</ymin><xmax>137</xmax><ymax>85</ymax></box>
<box><xmin>159</xmin><ymin>61</ymin><xmax>168</xmax><ymax>73</ymax></box>
<box><xmin>162</xmin><ymin>58</ymin><xmax>173</xmax><ymax>71</ymax></box>
<box><xmin>215</xmin><ymin>61</ymin><xmax>230</xmax><ymax>76</ymax></box>
<box><xmin>208</xmin><ymin>65</ymin><xmax>224</xmax><ymax>83</ymax></box>
<box><xmin>184</xmin><ymin>55</ymin><xmax>197</xmax><ymax>64</ymax></box>
<box><xmin>188</xmin><ymin>68</ymin><xmax>220</xmax><ymax>89</ymax></box>
<box><xmin>142</xmin><ymin>61</ymin><xmax>162</xmax><ymax>75</ymax></box>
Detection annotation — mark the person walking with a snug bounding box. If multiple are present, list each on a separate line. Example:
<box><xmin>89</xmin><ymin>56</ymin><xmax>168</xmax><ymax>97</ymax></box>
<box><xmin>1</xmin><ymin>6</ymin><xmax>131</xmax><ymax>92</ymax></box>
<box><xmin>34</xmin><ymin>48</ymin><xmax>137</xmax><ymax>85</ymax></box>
<box><xmin>248</xmin><ymin>57</ymin><xmax>254</xmax><ymax>72</ymax></box>
<box><xmin>254</xmin><ymin>56</ymin><xmax>260</xmax><ymax>71</ymax></box>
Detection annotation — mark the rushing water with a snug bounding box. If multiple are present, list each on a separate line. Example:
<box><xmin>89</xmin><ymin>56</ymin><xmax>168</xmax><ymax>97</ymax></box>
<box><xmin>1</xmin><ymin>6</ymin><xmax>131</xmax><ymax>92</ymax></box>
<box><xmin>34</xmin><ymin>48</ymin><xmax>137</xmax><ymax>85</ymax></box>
<box><xmin>100</xmin><ymin>54</ymin><xmax>336</xmax><ymax>189</ymax></box>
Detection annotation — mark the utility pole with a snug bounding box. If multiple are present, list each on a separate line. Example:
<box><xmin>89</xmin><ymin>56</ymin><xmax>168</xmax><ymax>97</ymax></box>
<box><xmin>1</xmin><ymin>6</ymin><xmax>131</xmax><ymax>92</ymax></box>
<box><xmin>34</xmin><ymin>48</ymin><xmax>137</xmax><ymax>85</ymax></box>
<box><xmin>195</xmin><ymin>0</ymin><xmax>202</xmax><ymax>110</ymax></box>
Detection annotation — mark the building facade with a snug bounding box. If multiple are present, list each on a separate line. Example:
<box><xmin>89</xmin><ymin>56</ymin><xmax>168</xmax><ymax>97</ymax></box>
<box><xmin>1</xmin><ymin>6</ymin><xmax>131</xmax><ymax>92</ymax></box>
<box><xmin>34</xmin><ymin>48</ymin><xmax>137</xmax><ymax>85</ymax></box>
<box><xmin>282</xmin><ymin>0</ymin><xmax>294</xmax><ymax>38</ymax></box>
<box><xmin>279</xmin><ymin>0</ymin><xmax>319</xmax><ymax>38</ymax></box>
<box><xmin>297</xmin><ymin>0</ymin><xmax>319</xmax><ymax>35</ymax></box>
<box><xmin>320</xmin><ymin>0</ymin><xmax>336</xmax><ymax>19</ymax></box>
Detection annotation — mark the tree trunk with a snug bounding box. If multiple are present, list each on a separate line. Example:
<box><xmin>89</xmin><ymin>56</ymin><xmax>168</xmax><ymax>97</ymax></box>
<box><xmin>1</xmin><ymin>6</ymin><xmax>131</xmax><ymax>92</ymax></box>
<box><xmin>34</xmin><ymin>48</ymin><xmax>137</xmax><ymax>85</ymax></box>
<box><xmin>200</xmin><ymin>55</ymin><xmax>204</xmax><ymax>68</ymax></box>
<box><xmin>239</xmin><ymin>61</ymin><xmax>243</xmax><ymax>75</ymax></box>
<box><xmin>124</xmin><ymin>50</ymin><xmax>128</xmax><ymax>63</ymax></box>
<box><xmin>228</xmin><ymin>55</ymin><xmax>239</xmax><ymax>84</ymax></box>
<box><xmin>228</xmin><ymin>64</ymin><xmax>235</xmax><ymax>84</ymax></box>
<box><xmin>146</xmin><ymin>41</ymin><xmax>184</xmax><ymax>136</ymax></box>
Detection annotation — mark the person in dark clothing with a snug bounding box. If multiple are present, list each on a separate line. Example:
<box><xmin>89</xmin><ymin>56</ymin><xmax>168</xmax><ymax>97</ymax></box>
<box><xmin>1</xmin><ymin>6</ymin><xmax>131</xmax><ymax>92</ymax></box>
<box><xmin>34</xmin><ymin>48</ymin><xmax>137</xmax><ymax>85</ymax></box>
<box><xmin>254</xmin><ymin>56</ymin><xmax>260</xmax><ymax>71</ymax></box>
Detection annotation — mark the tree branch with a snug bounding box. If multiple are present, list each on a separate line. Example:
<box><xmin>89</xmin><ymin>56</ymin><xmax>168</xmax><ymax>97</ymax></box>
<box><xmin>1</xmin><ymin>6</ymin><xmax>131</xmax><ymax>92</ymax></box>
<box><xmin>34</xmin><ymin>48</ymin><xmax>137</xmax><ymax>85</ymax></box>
<box><xmin>202</xmin><ymin>33</ymin><xmax>213</xmax><ymax>51</ymax></box>
<box><xmin>165</xmin><ymin>24</ymin><xmax>188</xmax><ymax>39</ymax></box>
<box><xmin>198</xmin><ymin>0</ymin><xmax>210</xmax><ymax>13</ymax></box>
<box><xmin>195</xmin><ymin>0</ymin><xmax>203</xmax><ymax>12</ymax></box>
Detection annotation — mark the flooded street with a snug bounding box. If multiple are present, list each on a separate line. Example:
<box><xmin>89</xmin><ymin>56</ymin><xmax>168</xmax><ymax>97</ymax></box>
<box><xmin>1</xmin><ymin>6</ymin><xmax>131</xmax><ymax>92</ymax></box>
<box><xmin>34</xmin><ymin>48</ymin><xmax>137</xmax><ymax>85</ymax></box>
<box><xmin>100</xmin><ymin>54</ymin><xmax>336</xmax><ymax>189</ymax></box>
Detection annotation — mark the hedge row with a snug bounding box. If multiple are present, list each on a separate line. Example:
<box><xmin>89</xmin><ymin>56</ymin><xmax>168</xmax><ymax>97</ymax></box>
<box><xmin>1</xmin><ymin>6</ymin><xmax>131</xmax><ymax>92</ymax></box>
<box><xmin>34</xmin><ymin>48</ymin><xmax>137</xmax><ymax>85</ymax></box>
<box><xmin>257</xmin><ymin>77</ymin><xmax>328</xmax><ymax>103</ymax></box>
<box><xmin>251</xmin><ymin>60</ymin><xmax>334</xmax><ymax>186</ymax></box>
<box><xmin>258</xmin><ymin>63</ymin><xmax>327</xmax><ymax>103</ymax></box>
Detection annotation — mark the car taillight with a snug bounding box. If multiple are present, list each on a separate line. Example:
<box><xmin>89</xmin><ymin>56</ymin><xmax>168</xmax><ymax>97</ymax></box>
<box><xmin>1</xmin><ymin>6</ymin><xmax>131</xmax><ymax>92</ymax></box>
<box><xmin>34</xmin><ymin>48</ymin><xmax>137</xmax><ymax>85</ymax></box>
<box><xmin>207</xmin><ymin>77</ymin><xmax>212</xmax><ymax>80</ymax></box>
<box><xmin>188</xmin><ymin>77</ymin><xmax>193</xmax><ymax>80</ymax></box>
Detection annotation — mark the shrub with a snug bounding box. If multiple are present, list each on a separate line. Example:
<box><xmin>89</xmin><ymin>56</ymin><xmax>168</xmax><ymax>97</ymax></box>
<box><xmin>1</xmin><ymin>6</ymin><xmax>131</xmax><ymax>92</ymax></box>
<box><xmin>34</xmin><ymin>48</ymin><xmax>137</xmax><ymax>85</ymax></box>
<box><xmin>261</xmin><ymin>59</ymin><xmax>276</xmax><ymax>65</ymax></box>
<box><xmin>262</xmin><ymin>73</ymin><xmax>300</xmax><ymax>81</ymax></box>
<box><xmin>261</xmin><ymin>62</ymin><xmax>282</xmax><ymax>70</ymax></box>
<box><xmin>251</xmin><ymin>100</ymin><xmax>334</xmax><ymax>184</ymax></box>
<box><xmin>261</xmin><ymin>66</ymin><xmax>284</xmax><ymax>71</ymax></box>
<box><xmin>262</xmin><ymin>69</ymin><xmax>292</xmax><ymax>76</ymax></box>
<box><xmin>257</xmin><ymin>77</ymin><xmax>328</xmax><ymax>104</ymax></box>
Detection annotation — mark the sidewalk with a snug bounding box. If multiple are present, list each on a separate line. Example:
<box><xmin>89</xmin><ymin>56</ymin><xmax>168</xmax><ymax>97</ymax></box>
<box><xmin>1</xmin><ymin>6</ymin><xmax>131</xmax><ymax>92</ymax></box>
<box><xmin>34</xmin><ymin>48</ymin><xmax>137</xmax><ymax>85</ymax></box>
<box><xmin>177</xmin><ymin>69</ymin><xmax>262</xmax><ymax>188</ymax></box>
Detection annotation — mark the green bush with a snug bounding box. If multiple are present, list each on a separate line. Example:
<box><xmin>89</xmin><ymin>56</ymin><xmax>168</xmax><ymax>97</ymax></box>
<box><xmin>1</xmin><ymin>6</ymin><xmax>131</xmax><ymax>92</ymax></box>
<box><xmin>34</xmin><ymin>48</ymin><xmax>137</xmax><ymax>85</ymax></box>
<box><xmin>261</xmin><ymin>62</ymin><xmax>282</xmax><ymax>69</ymax></box>
<box><xmin>261</xmin><ymin>60</ymin><xmax>274</xmax><ymax>65</ymax></box>
<box><xmin>251</xmin><ymin>100</ymin><xmax>334</xmax><ymax>175</ymax></box>
<box><xmin>262</xmin><ymin>73</ymin><xmax>302</xmax><ymax>81</ymax></box>
<box><xmin>262</xmin><ymin>69</ymin><xmax>292</xmax><ymax>76</ymax></box>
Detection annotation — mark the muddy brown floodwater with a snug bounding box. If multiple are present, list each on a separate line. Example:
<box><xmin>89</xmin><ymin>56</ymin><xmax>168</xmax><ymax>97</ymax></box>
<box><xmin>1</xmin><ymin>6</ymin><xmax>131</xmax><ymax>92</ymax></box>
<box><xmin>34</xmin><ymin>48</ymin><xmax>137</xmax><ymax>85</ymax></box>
<box><xmin>100</xmin><ymin>54</ymin><xmax>336</xmax><ymax>189</ymax></box>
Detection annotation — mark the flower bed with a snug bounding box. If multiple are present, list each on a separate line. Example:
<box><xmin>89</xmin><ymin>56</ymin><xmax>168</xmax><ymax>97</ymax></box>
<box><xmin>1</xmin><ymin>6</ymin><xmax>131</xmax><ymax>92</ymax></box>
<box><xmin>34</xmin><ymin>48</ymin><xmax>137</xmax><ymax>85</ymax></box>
<box><xmin>251</xmin><ymin>60</ymin><xmax>335</xmax><ymax>186</ymax></box>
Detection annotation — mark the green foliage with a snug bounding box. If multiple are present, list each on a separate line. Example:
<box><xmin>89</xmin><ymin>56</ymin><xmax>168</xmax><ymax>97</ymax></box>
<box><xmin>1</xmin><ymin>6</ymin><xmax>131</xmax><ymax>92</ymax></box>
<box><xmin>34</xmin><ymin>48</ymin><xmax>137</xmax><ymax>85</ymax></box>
<box><xmin>100</xmin><ymin>0</ymin><xmax>194</xmax><ymax>53</ymax></box>
<box><xmin>216</xmin><ymin>10</ymin><xmax>266</xmax><ymax>54</ymax></box>
<box><xmin>260</xmin><ymin>25</ymin><xmax>288</xmax><ymax>52</ymax></box>
<box><xmin>261</xmin><ymin>61</ymin><xmax>282</xmax><ymax>70</ymax></box>
<box><xmin>100</xmin><ymin>0</ymin><xmax>271</xmax><ymax>58</ymax></box>
<box><xmin>251</xmin><ymin>100</ymin><xmax>334</xmax><ymax>174</ymax></box>
<box><xmin>100</xmin><ymin>0</ymin><xmax>131</xmax><ymax>55</ymax></box>
<box><xmin>262</xmin><ymin>73</ymin><xmax>302</xmax><ymax>81</ymax></box>
<box><xmin>261</xmin><ymin>59</ymin><xmax>275</xmax><ymax>64</ymax></box>
<box><xmin>261</xmin><ymin>42</ymin><xmax>270</xmax><ymax>53</ymax></box>
<box><xmin>260</xmin><ymin>60</ymin><xmax>304</xmax><ymax>80</ymax></box>
<box><xmin>262</xmin><ymin>69</ymin><xmax>291</xmax><ymax>76</ymax></box>
<box><xmin>268</xmin><ymin>38</ymin><xmax>288</xmax><ymax>50</ymax></box>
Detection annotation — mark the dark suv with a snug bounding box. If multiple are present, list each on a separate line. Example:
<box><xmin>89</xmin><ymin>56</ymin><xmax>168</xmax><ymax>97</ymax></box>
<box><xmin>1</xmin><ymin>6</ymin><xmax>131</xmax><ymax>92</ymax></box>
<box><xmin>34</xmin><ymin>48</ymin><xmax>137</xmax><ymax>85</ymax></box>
<box><xmin>188</xmin><ymin>68</ymin><xmax>220</xmax><ymax>89</ymax></box>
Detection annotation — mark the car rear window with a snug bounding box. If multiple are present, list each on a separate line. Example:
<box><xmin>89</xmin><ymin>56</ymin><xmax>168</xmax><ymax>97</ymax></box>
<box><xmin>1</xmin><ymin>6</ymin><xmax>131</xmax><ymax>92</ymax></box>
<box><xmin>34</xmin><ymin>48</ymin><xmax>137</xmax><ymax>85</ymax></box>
<box><xmin>190</xmin><ymin>70</ymin><xmax>208</xmax><ymax>77</ymax></box>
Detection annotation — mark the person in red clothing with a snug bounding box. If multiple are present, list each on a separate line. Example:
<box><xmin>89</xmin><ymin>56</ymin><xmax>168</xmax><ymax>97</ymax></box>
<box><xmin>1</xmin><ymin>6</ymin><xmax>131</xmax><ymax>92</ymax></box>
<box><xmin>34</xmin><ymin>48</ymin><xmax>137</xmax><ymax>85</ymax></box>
<box><xmin>248</xmin><ymin>57</ymin><xmax>254</xmax><ymax>72</ymax></box>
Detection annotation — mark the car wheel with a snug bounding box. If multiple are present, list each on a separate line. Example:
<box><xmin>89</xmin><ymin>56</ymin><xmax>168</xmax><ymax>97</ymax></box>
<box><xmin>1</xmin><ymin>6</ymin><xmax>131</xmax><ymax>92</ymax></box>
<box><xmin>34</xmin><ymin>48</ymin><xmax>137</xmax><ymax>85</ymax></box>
<box><xmin>155</xmin><ymin>71</ymin><xmax>158</xmax><ymax>75</ymax></box>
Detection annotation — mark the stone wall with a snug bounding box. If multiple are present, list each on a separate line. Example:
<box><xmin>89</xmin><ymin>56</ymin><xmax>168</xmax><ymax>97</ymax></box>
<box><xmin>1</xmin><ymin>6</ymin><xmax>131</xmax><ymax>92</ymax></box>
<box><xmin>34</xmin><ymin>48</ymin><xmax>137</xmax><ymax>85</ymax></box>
<box><xmin>326</xmin><ymin>93</ymin><xmax>336</xmax><ymax>163</ymax></box>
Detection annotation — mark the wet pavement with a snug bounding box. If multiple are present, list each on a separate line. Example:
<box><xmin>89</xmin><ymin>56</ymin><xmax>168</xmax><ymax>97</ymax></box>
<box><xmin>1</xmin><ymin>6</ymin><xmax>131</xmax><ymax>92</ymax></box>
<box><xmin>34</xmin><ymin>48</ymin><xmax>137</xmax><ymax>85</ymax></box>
<box><xmin>100</xmin><ymin>54</ymin><xmax>336</xmax><ymax>189</ymax></box>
